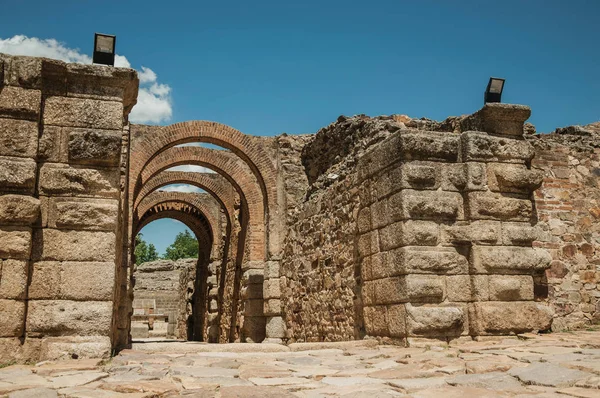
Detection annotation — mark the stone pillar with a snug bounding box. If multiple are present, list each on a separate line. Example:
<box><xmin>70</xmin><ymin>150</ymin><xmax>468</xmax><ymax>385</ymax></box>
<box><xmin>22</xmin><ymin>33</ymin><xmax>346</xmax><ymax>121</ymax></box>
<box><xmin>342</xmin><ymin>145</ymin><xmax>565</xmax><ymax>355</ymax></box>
<box><xmin>0</xmin><ymin>54</ymin><xmax>137</xmax><ymax>362</ymax></box>
<box><xmin>356</xmin><ymin>103</ymin><xmax>553</xmax><ymax>343</ymax></box>
<box><xmin>241</xmin><ymin>261</ymin><xmax>266</xmax><ymax>342</ymax></box>
<box><xmin>461</xmin><ymin>104</ymin><xmax>554</xmax><ymax>336</ymax></box>
<box><xmin>263</xmin><ymin>260</ymin><xmax>285</xmax><ymax>342</ymax></box>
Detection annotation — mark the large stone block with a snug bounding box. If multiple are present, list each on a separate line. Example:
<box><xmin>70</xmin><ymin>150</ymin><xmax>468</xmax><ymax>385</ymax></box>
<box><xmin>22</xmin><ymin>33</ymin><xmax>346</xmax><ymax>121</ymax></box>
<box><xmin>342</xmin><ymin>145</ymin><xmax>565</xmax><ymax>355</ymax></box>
<box><xmin>357</xmin><ymin>206</ymin><xmax>371</xmax><ymax>233</ymax></box>
<box><xmin>0</xmin><ymin>226</ymin><xmax>32</xmax><ymax>259</ymax></box>
<box><xmin>389</xmin><ymin>246</ymin><xmax>469</xmax><ymax>275</ymax></box>
<box><xmin>68</xmin><ymin>129</ymin><xmax>121</xmax><ymax>166</ymax></box>
<box><xmin>469</xmin><ymin>301</ymin><xmax>553</xmax><ymax>335</ymax></box>
<box><xmin>358</xmin><ymin>230</ymin><xmax>379</xmax><ymax>258</ymax></box>
<box><xmin>28</xmin><ymin>261</ymin><xmax>60</xmax><ymax>299</ymax></box>
<box><xmin>26</xmin><ymin>300</ymin><xmax>112</xmax><ymax>336</ymax></box>
<box><xmin>446</xmin><ymin>275</ymin><xmax>489</xmax><ymax>302</ymax></box>
<box><xmin>38</xmin><ymin>125</ymin><xmax>65</xmax><ymax>162</ymax></box>
<box><xmin>0</xmin><ymin>86</ymin><xmax>41</xmax><ymax>120</ymax></box>
<box><xmin>264</xmin><ymin>299</ymin><xmax>281</xmax><ymax>316</ymax></box>
<box><xmin>29</xmin><ymin>261</ymin><xmax>115</xmax><ymax>301</ymax></box>
<box><xmin>65</xmin><ymin>63</ymin><xmax>138</xmax><ymax>102</ymax></box>
<box><xmin>387</xmin><ymin>304</ymin><xmax>406</xmax><ymax>337</ymax></box>
<box><xmin>0</xmin><ymin>156</ymin><xmax>36</xmax><ymax>193</ymax></box>
<box><xmin>389</xmin><ymin>190</ymin><xmax>463</xmax><ymax>221</ymax></box>
<box><xmin>488</xmin><ymin>275</ymin><xmax>533</xmax><ymax>301</ymax></box>
<box><xmin>379</xmin><ymin>220</ymin><xmax>439</xmax><ymax>251</ymax></box>
<box><xmin>441</xmin><ymin>163</ymin><xmax>487</xmax><ymax>192</ymax></box>
<box><xmin>371</xmin><ymin>274</ymin><xmax>447</xmax><ymax>304</ymax></box>
<box><xmin>40</xmin><ymin>335</ymin><xmax>111</xmax><ymax>361</ymax></box>
<box><xmin>32</xmin><ymin>229</ymin><xmax>116</xmax><ymax>262</ymax></box>
<box><xmin>501</xmin><ymin>222</ymin><xmax>540</xmax><ymax>245</ymax></box>
<box><xmin>263</xmin><ymin>278</ymin><xmax>281</xmax><ymax>299</ymax></box>
<box><xmin>264</xmin><ymin>261</ymin><xmax>280</xmax><ymax>279</ymax></box>
<box><xmin>470</xmin><ymin>103</ymin><xmax>532</xmax><ymax>136</ymax></box>
<box><xmin>441</xmin><ymin>221</ymin><xmax>500</xmax><ymax>245</ymax></box>
<box><xmin>363</xmin><ymin>305</ymin><xmax>389</xmax><ymax>336</ymax></box>
<box><xmin>367</xmin><ymin>251</ymin><xmax>388</xmax><ymax>280</ymax></box>
<box><xmin>0</xmin><ymin>259</ymin><xmax>28</xmax><ymax>299</ymax></box>
<box><xmin>461</xmin><ymin>131</ymin><xmax>534</xmax><ymax>163</ymax></box>
<box><xmin>467</xmin><ymin>192</ymin><xmax>532</xmax><ymax>221</ymax></box>
<box><xmin>0</xmin><ymin>299</ymin><xmax>25</xmax><ymax>337</ymax></box>
<box><xmin>242</xmin><ymin>316</ymin><xmax>266</xmax><ymax>343</ymax></box>
<box><xmin>0</xmin><ymin>118</ymin><xmax>38</xmax><ymax>158</ymax></box>
<box><xmin>43</xmin><ymin>97</ymin><xmax>123</xmax><ymax>130</ymax></box>
<box><xmin>362</xmin><ymin>279</ymin><xmax>375</xmax><ymax>305</ymax></box>
<box><xmin>0</xmin><ymin>194</ymin><xmax>40</xmax><ymax>225</ymax></box>
<box><xmin>39</xmin><ymin>163</ymin><xmax>119</xmax><ymax>198</ymax></box>
<box><xmin>372</xmin><ymin>277</ymin><xmax>407</xmax><ymax>304</ymax></box>
<box><xmin>265</xmin><ymin>316</ymin><xmax>286</xmax><ymax>338</ymax></box>
<box><xmin>48</xmin><ymin>198</ymin><xmax>118</xmax><ymax>230</ymax></box>
<box><xmin>370</xmin><ymin>199</ymin><xmax>388</xmax><ymax>229</ymax></box>
<box><xmin>405</xmin><ymin>275</ymin><xmax>444</xmax><ymax>302</ymax></box>
<box><xmin>0</xmin><ymin>337</ymin><xmax>42</xmax><ymax>363</ymax></box>
<box><xmin>470</xmin><ymin>246</ymin><xmax>552</xmax><ymax>274</ymax></box>
<box><xmin>487</xmin><ymin>163</ymin><xmax>543</xmax><ymax>193</ymax></box>
<box><xmin>401</xmin><ymin>162</ymin><xmax>439</xmax><ymax>189</ymax></box>
<box><xmin>398</xmin><ymin>130</ymin><xmax>459</xmax><ymax>161</ymax></box>
<box><xmin>3</xmin><ymin>56</ymin><xmax>42</xmax><ymax>88</ymax></box>
<box><xmin>406</xmin><ymin>304</ymin><xmax>466</xmax><ymax>336</ymax></box>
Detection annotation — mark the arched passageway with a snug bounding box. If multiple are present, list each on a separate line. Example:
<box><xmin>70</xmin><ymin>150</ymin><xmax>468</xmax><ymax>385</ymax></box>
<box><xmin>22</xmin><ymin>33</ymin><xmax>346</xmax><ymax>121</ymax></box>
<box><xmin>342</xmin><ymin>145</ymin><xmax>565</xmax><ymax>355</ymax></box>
<box><xmin>132</xmin><ymin>193</ymin><xmax>221</xmax><ymax>342</ymax></box>
<box><xmin>118</xmin><ymin>121</ymin><xmax>284</xmax><ymax>349</ymax></box>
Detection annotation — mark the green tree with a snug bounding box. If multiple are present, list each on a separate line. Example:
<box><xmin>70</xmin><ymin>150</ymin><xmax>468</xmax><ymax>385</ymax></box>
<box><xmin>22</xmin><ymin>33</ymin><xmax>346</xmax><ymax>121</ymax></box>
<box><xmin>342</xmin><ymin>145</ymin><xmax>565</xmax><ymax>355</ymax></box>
<box><xmin>134</xmin><ymin>233</ymin><xmax>159</xmax><ymax>265</ymax></box>
<box><xmin>163</xmin><ymin>230</ymin><xmax>199</xmax><ymax>260</ymax></box>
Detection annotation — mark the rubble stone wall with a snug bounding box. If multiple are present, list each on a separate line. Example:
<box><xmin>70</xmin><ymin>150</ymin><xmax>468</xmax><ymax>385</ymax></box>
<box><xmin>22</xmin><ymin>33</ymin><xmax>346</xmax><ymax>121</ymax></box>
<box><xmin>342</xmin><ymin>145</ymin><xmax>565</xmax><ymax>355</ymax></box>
<box><xmin>0</xmin><ymin>54</ymin><xmax>137</xmax><ymax>362</ymax></box>
<box><xmin>529</xmin><ymin>125</ymin><xmax>600</xmax><ymax>330</ymax></box>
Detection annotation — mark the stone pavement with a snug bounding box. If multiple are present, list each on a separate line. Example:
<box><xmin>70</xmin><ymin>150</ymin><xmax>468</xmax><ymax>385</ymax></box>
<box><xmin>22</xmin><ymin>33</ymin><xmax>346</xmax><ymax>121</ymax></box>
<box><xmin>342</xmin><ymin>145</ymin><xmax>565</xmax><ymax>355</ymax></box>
<box><xmin>1</xmin><ymin>331</ymin><xmax>600</xmax><ymax>398</ymax></box>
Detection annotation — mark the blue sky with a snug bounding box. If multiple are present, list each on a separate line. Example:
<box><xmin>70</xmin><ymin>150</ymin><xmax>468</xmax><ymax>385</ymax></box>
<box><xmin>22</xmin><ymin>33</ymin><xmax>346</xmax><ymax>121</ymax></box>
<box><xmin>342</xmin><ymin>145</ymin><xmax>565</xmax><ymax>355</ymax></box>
<box><xmin>1</xmin><ymin>0</ymin><xmax>598</xmax><ymax>255</ymax></box>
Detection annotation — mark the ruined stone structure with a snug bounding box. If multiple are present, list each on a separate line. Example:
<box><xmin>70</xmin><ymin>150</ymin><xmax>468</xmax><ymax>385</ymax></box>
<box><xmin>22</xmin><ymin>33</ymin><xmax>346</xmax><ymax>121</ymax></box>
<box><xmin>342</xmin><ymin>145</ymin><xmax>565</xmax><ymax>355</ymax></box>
<box><xmin>0</xmin><ymin>53</ymin><xmax>598</xmax><ymax>362</ymax></box>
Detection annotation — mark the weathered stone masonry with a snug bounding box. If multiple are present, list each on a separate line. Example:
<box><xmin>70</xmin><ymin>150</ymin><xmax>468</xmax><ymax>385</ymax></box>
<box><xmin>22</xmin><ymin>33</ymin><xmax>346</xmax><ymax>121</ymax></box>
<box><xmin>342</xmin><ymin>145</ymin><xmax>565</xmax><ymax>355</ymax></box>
<box><xmin>0</xmin><ymin>53</ymin><xmax>597</xmax><ymax>362</ymax></box>
<box><xmin>0</xmin><ymin>54</ymin><xmax>137</xmax><ymax>361</ymax></box>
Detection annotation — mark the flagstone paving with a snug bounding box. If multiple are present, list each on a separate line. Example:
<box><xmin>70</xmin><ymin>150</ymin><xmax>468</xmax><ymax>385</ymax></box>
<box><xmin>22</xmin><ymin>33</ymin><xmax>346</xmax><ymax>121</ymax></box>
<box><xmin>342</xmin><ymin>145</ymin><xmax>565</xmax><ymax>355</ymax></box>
<box><xmin>1</xmin><ymin>331</ymin><xmax>600</xmax><ymax>397</ymax></box>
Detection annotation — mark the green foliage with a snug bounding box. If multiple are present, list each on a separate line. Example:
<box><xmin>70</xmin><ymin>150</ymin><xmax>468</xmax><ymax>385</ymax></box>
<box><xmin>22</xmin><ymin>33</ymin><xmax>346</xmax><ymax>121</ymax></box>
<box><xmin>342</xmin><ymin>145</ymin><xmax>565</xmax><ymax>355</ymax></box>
<box><xmin>134</xmin><ymin>233</ymin><xmax>160</xmax><ymax>265</ymax></box>
<box><xmin>163</xmin><ymin>229</ymin><xmax>199</xmax><ymax>260</ymax></box>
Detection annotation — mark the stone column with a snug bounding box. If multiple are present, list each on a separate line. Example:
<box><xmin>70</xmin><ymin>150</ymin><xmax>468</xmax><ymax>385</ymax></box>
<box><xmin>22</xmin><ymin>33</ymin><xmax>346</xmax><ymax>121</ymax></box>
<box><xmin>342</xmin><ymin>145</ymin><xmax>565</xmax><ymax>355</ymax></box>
<box><xmin>263</xmin><ymin>260</ymin><xmax>286</xmax><ymax>342</ymax></box>
<box><xmin>0</xmin><ymin>54</ymin><xmax>137</xmax><ymax>362</ymax></box>
<box><xmin>241</xmin><ymin>261</ymin><xmax>266</xmax><ymax>342</ymax></box>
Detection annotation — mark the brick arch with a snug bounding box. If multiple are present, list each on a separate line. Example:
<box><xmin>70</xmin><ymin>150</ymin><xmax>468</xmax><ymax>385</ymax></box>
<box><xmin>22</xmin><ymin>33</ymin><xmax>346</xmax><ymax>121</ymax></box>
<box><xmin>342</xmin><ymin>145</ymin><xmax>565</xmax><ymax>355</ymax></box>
<box><xmin>129</xmin><ymin>121</ymin><xmax>278</xmax><ymax>256</ymax></box>
<box><xmin>137</xmin><ymin>209</ymin><xmax>213</xmax><ymax>263</ymax></box>
<box><xmin>136</xmin><ymin>191</ymin><xmax>224</xmax><ymax>258</ymax></box>
<box><xmin>139</xmin><ymin>146</ymin><xmax>265</xmax><ymax>261</ymax></box>
<box><xmin>134</xmin><ymin>171</ymin><xmax>236</xmax><ymax>229</ymax></box>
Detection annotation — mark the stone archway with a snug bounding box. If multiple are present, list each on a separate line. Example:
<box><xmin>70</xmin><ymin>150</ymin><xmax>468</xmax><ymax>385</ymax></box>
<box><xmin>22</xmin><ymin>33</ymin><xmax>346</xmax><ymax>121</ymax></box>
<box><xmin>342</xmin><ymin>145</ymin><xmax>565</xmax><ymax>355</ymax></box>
<box><xmin>133</xmin><ymin>193</ymin><xmax>220</xmax><ymax>342</ymax></box>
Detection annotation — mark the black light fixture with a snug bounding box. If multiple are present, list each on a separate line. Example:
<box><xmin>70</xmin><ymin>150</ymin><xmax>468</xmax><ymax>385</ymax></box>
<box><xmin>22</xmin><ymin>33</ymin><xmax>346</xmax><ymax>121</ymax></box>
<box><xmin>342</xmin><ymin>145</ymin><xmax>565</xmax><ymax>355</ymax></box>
<box><xmin>484</xmin><ymin>77</ymin><xmax>505</xmax><ymax>104</ymax></box>
<box><xmin>93</xmin><ymin>33</ymin><xmax>116</xmax><ymax>66</ymax></box>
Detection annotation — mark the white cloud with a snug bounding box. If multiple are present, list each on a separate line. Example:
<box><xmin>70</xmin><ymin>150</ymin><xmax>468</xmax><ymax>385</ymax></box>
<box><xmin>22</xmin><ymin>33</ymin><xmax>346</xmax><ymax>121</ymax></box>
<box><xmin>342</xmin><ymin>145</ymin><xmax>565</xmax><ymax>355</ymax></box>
<box><xmin>138</xmin><ymin>66</ymin><xmax>156</xmax><ymax>84</ymax></box>
<box><xmin>168</xmin><ymin>165</ymin><xmax>215</xmax><ymax>173</ymax></box>
<box><xmin>0</xmin><ymin>35</ymin><xmax>172</xmax><ymax>125</ymax></box>
<box><xmin>158</xmin><ymin>184</ymin><xmax>206</xmax><ymax>193</ymax></box>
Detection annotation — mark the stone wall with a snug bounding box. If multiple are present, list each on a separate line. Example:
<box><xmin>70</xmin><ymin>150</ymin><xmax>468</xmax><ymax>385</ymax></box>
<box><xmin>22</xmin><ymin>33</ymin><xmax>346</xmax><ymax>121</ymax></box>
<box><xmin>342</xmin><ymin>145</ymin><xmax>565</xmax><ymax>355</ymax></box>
<box><xmin>0</xmin><ymin>53</ymin><xmax>137</xmax><ymax>362</ymax></box>
<box><xmin>131</xmin><ymin>259</ymin><xmax>196</xmax><ymax>338</ymax></box>
<box><xmin>0</xmin><ymin>52</ymin><xmax>597</xmax><ymax>363</ymax></box>
<box><xmin>528</xmin><ymin>124</ymin><xmax>600</xmax><ymax>330</ymax></box>
<box><xmin>281</xmin><ymin>104</ymin><xmax>555</xmax><ymax>343</ymax></box>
